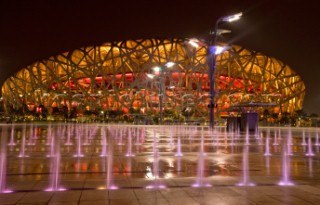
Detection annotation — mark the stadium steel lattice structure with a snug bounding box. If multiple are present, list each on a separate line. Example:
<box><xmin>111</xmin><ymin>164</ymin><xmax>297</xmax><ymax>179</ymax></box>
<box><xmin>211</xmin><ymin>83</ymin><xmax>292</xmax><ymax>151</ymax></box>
<box><xmin>1</xmin><ymin>38</ymin><xmax>305</xmax><ymax>120</ymax></box>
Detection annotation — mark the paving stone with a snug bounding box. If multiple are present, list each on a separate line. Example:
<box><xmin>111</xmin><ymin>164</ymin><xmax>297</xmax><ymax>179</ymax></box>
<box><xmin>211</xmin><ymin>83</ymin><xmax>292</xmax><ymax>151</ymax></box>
<box><xmin>268</xmin><ymin>194</ymin><xmax>315</xmax><ymax>205</ymax></box>
<box><xmin>50</xmin><ymin>190</ymin><xmax>82</xmax><ymax>202</ymax></box>
<box><xmin>0</xmin><ymin>192</ymin><xmax>25</xmax><ymax>205</ymax></box>
<box><xmin>79</xmin><ymin>200</ymin><xmax>109</xmax><ymax>205</ymax></box>
<box><xmin>134</xmin><ymin>189</ymin><xmax>163</xmax><ymax>199</ymax></box>
<box><xmin>109</xmin><ymin>198</ymin><xmax>140</xmax><ymax>205</ymax></box>
<box><xmin>16</xmin><ymin>191</ymin><xmax>53</xmax><ymax>204</ymax></box>
<box><xmin>48</xmin><ymin>202</ymin><xmax>79</xmax><ymax>205</ymax></box>
<box><xmin>80</xmin><ymin>190</ymin><xmax>108</xmax><ymax>201</ymax></box>
<box><xmin>138</xmin><ymin>198</ymin><xmax>170</xmax><ymax>205</ymax></box>
<box><xmin>108</xmin><ymin>189</ymin><xmax>136</xmax><ymax>199</ymax></box>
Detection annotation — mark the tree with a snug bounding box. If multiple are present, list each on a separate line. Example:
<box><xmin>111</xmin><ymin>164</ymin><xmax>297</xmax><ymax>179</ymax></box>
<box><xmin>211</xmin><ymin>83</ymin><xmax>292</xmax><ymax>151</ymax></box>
<box><xmin>39</xmin><ymin>104</ymin><xmax>48</xmax><ymax>119</ymax></box>
<box><xmin>295</xmin><ymin>109</ymin><xmax>307</xmax><ymax>118</ymax></box>
<box><xmin>310</xmin><ymin>113</ymin><xmax>319</xmax><ymax>118</ymax></box>
<box><xmin>271</xmin><ymin>113</ymin><xmax>279</xmax><ymax>123</ymax></box>
<box><xmin>262</xmin><ymin>109</ymin><xmax>270</xmax><ymax>124</ymax></box>
<box><xmin>52</xmin><ymin>107</ymin><xmax>60</xmax><ymax>115</ymax></box>
<box><xmin>181</xmin><ymin>107</ymin><xmax>194</xmax><ymax>120</ymax></box>
<box><xmin>280</xmin><ymin>112</ymin><xmax>290</xmax><ymax>125</ymax></box>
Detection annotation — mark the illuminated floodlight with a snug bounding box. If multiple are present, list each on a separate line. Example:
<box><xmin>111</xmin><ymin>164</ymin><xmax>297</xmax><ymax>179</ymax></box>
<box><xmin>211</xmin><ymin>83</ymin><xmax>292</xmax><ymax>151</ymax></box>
<box><xmin>165</xmin><ymin>62</ymin><xmax>175</xmax><ymax>68</ymax></box>
<box><xmin>222</xmin><ymin>12</ymin><xmax>242</xmax><ymax>22</ymax></box>
<box><xmin>210</xmin><ymin>45</ymin><xmax>230</xmax><ymax>55</ymax></box>
<box><xmin>188</xmin><ymin>39</ymin><xmax>199</xmax><ymax>48</ymax></box>
<box><xmin>146</xmin><ymin>74</ymin><xmax>155</xmax><ymax>79</ymax></box>
<box><xmin>152</xmin><ymin>66</ymin><xmax>162</xmax><ymax>72</ymax></box>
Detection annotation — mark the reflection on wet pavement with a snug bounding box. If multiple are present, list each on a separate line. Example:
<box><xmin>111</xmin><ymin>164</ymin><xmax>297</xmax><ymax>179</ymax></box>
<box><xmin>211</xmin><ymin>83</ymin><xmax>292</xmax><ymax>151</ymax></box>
<box><xmin>0</xmin><ymin>123</ymin><xmax>320</xmax><ymax>193</ymax></box>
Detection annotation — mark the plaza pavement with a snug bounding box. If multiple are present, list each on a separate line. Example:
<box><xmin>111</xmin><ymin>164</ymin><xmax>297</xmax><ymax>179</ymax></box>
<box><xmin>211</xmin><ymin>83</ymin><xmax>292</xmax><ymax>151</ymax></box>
<box><xmin>1</xmin><ymin>124</ymin><xmax>320</xmax><ymax>205</ymax></box>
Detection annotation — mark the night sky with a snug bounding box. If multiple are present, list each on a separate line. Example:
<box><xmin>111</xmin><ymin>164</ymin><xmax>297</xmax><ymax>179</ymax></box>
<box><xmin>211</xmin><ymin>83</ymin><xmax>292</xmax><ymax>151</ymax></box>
<box><xmin>0</xmin><ymin>0</ymin><xmax>319</xmax><ymax>114</ymax></box>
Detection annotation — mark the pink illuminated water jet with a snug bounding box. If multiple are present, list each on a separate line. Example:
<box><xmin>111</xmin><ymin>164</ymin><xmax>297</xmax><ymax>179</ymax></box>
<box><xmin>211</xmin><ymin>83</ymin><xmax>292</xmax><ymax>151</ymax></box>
<box><xmin>73</xmin><ymin>126</ymin><xmax>84</xmax><ymax>157</ymax></box>
<box><xmin>146</xmin><ymin>130</ymin><xmax>166</xmax><ymax>189</ymax></box>
<box><xmin>245</xmin><ymin>126</ymin><xmax>250</xmax><ymax>145</ymax></box>
<box><xmin>27</xmin><ymin>124</ymin><xmax>35</xmax><ymax>146</ymax></box>
<box><xmin>64</xmin><ymin>125</ymin><xmax>73</xmax><ymax>146</ymax></box>
<box><xmin>0</xmin><ymin>127</ymin><xmax>12</xmax><ymax>193</ymax></box>
<box><xmin>8</xmin><ymin>125</ymin><xmax>16</xmax><ymax>146</ymax></box>
<box><xmin>287</xmin><ymin>128</ymin><xmax>293</xmax><ymax>156</ymax></box>
<box><xmin>306</xmin><ymin>135</ymin><xmax>315</xmax><ymax>156</ymax></box>
<box><xmin>237</xmin><ymin>145</ymin><xmax>255</xmax><ymax>186</ymax></box>
<box><xmin>301</xmin><ymin>131</ymin><xmax>307</xmax><ymax>146</ymax></box>
<box><xmin>100</xmin><ymin>128</ymin><xmax>108</xmax><ymax>157</ymax></box>
<box><xmin>106</xmin><ymin>142</ymin><xmax>118</xmax><ymax>190</ymax></box>
<box><xmin>175</xmin><ymin>137</ymin><xmax>183</xmax><ymax>156</ymax></box>
<box><xmin>273</xmin><ymin>129</ymin><xmax>279</xmax><ymax>146</ymax></box>
<box><xmin>193</xmin><ymin>128</ymin><xmax>211</xmax><ymax>188</ymax></box>
<box><xmin>264</xmin><ymin>131</ymin><xmax>272</xmax><ymax>156</ymax></box>
<box><xmin>278</xmin><ymin>134</ymin><xmax>294</xmax><ymax>186</ymax></box>
<box><xmin>125</xmin><ymin>128</ymin><xmax>135</xmax><ymax>157</ymax></box>
<box><xmin>18</xmin><ymin>125</ymin><xmax>29</xmax><ymax>158</ymax></box>
<box><xmin>46</xmin><ymin>129</ymin><xmax>65</xmax><ymax>191</ymax></box>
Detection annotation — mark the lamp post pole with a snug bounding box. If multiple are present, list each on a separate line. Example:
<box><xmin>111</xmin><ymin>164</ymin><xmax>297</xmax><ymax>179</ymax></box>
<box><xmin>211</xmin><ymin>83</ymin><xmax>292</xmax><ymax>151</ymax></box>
<box><xmin>208</xmin><ymin>20</ymin><xmax>219</xmax><ymax>130</ymax></box>
<box><xmin>159</xmin><ymin>74</ymin><xmax>164</xmax><ymax>125</ymax></box>
<box><xmin>148</xmin><ymin>62</ymin><xmax>174</xmax><ymax>125</ymax></box>
<box><xmin>208</xmin><ymin>12</ymin><xmax>242</xmax><ymax>129</ymax></box>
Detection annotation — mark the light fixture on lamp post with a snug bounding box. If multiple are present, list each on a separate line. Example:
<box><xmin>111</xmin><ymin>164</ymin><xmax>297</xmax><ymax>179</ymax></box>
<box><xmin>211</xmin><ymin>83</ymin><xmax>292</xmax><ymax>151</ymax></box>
<box><xmin>147</xmin><ymin>62</ymin><xmax>175</xmax><ymax>125</ymax></box>
<box><xmin>208</xmin><ymin>12</ymin><xmax>242</xmax><ymax>129</ymax></box>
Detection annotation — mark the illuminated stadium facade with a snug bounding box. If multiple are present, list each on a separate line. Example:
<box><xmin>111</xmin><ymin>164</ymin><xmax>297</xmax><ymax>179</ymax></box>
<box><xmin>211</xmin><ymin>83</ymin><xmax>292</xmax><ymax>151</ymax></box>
<box><xmin>1</xmin><ymin>38</ymin><xmax>305</xmax><ymax>122</ymax></box>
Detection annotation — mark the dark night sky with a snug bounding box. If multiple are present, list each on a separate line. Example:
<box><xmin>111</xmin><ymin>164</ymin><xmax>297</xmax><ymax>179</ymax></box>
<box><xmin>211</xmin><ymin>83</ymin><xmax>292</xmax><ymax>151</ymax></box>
<box><xmin>0</xmin><ymin>0</ymin><xmax>319</xmax><ymax>114</ymax></box>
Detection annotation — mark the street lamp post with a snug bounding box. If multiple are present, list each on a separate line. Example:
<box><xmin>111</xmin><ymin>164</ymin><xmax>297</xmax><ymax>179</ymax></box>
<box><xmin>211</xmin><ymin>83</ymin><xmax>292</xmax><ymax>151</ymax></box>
<box><xmin>147</xmin><ymin>62</ymin><xmax>175</xmax><ymax>125</ymax></box>
<box><xmin>158</xmin><ymin>75</ymin><xmax>164</xmax><ymax>124</ymax></box>
<box><xmin>208</xmin><ymin>12</ymin><xmax>242</xmax><ymax>129</ymax></box>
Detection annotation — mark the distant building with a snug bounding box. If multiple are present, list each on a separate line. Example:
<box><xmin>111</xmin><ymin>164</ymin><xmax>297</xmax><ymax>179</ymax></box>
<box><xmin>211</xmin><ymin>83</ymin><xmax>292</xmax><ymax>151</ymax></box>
<box><xmin>1</xmin><ymin>38</ymin><xmax>305</xmax><ymax>120</ymax></box>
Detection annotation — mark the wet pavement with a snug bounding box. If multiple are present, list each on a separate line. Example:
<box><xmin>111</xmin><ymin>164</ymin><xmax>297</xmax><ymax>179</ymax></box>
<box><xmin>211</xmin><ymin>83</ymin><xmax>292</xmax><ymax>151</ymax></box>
<box><xmin>0</xmin><ymin>123</ymin><xmax>320</xmax><ymax>204</ymax></box>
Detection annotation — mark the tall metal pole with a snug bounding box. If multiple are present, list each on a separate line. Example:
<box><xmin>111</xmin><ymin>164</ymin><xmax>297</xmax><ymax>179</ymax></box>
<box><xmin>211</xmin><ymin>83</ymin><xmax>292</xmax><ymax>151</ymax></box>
<box><xmin>159</xmin><ymin>76</ymin><xmax>164</xmax><ymax>125</ymax></box>
<box><xmin>150</xmin><ymin>63</ymin><xmax>174</xmax><ymax>125</ymax></box>
<box><xmin>209</xmin><ymin>19</ymin><xmax>220</xmax><ymax>129</ymax></box>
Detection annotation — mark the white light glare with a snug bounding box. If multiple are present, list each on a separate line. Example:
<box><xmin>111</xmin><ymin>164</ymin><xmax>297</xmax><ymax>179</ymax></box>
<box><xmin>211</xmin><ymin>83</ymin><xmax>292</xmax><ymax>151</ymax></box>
<box><xmin>215</xmin><ymin>46</ymin><xmax>225</xmax><ymax>54</ymax></box>
<box><xmin>152</xmin><ymin>66</ymin><xmax>162</xmax><ymax>72</ymax></box>
<box><xmin>146</xmin><ymin>74</ymin><xmax>155</xmax><ymax>79</ymax></box>
<box><xmin>222</xmin><ymin>12</ymin><xmax>242</xmax><ymax>22</ymax></box>
<box><xmin>165</xmin><ymin>62</ymin><xmax>175</xmax><ymax>68</ymax></box>
<box><xmin>188</xmin><ymin>40</ymin><xmax>199</xmax><ymax>48</ymax></box>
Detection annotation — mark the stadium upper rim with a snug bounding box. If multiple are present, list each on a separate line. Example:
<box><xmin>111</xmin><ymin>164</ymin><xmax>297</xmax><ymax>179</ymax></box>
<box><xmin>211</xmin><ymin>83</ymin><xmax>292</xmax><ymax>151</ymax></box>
<box><xmin>0</xmin><ymin>37</ymin><xmax>305</xmax><ymax>117</ymax></box>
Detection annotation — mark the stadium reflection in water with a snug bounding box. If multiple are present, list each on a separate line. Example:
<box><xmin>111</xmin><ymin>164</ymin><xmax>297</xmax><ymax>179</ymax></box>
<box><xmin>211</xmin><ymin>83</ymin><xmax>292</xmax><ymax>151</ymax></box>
<box><xmin>0</xmin><ymin>123</ymin><xmax>319</xmax><ymax>193</ymax></box>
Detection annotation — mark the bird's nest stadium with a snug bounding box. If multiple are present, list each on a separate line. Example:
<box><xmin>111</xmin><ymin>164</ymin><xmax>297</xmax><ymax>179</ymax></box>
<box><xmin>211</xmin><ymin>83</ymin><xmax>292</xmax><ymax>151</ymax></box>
<box><xmin>1</xmin><ymin>38</ymin><xmax>305</xmax><ymax>123</ymax></box>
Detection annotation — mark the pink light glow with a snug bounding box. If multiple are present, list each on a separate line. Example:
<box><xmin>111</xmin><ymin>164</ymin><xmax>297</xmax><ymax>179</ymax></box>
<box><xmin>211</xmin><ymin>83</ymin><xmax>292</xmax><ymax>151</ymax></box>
<box><xmin>146</xmin><ymin>185</ymin><xmax>166</xmax><ymax>189</ymax></box>
<box><xmin>1</xmin><ymin>190</ymin><xmax>13</xmax><ymax>193</ymax></box>
<box><xmin>45</xmin><ymin>187</ymin><xmax>67</xmax><ymax>192</ymax></box>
